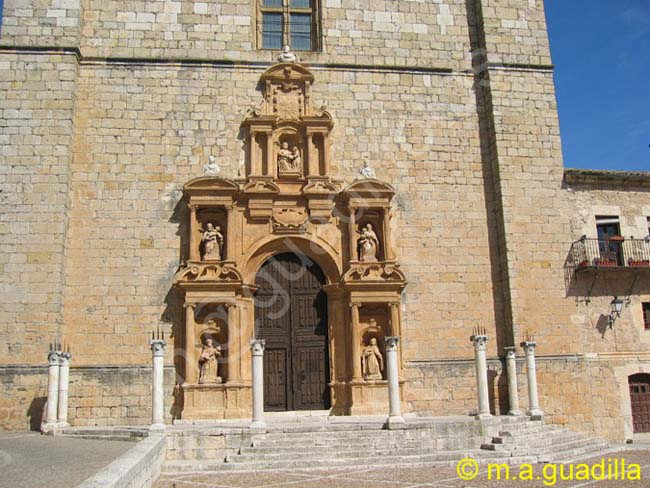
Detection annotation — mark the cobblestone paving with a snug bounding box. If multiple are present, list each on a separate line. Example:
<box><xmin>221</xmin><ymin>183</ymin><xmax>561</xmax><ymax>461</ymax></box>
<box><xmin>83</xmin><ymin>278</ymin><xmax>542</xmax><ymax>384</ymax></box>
<box><xmin>155</xmin><ymin>450</ymin><xmax>650</xmax><ymax>488</ymax></box>
<box><xmin>0</xmin><ymin>431</ymin><xmax>133</xmax><ymax>488</ymax></box>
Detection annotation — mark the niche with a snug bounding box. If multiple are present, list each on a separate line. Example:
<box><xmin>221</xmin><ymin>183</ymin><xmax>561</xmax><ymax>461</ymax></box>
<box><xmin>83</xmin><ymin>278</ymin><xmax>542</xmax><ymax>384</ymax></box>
<box><xmin>195</xmin><ymin>304</ymin><xmax>230</xmax><ymax>383</ymax></box>
<box><xmin>197</xmin><ymin>208</ymin><xmax>227</xmax><ymax>261</ymax></box>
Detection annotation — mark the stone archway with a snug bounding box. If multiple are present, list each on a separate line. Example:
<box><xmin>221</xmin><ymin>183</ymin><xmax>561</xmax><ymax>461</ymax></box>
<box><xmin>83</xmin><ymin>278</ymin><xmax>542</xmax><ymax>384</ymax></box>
<box><xmin>254</xmin><ymin>252</ymin><xmax>330</xmax><ymax>411</ymax></box>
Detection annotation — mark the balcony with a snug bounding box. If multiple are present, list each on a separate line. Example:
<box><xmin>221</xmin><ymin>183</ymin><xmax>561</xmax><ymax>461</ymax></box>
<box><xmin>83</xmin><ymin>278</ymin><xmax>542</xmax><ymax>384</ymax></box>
<box><xmin>568</xmin><ymin>236</ymin><xmax>650</xmax><ymax>271</ymax></box>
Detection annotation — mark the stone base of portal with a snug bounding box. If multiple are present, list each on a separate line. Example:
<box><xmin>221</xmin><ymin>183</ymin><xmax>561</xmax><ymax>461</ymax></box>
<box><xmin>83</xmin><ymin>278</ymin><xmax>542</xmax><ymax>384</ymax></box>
<box><xmin>330</xmin><ymin>380</ymin><xmax>407</xmax><ymax>416</ymax></box>
<box><xmin>180</xmin><ymin>382</ymin><xmax>251</xmax><ymax>420</ymax></box>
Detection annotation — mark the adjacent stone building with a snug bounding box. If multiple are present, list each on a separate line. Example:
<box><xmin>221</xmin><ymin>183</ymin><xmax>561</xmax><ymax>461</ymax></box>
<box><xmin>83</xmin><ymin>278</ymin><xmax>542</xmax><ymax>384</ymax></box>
<box><xmin>1</xmin><ymin>0</ymin><xmax>649</xmax><ymax>441</ymax></box>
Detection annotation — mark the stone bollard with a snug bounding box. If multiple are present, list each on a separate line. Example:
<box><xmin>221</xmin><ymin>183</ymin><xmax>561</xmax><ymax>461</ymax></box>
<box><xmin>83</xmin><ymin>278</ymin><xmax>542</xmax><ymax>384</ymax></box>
<box><xmin>521</xmin><ymin>339</ymin><xmax>543</xmax><ymax>417</ymax></box>
<box><xmin>42</xmin><ymin>348</ymin><xmax>61</xmax><ymax>433</ymax></box>
<box><xmin>385</xmin><ymin>336</ymin><xmax>404</xmax><ymax>427</ymax></box>
<box><xmin>150</xmin><ymin>332</ymin><xmax>167</xmax><ymax>431</ymax></box>
<box><xmin>504</xmin><ymin>347</ymin><xmax>522</xmax><ymax>416</ymax></box>
<box><xmin>471</xmin><ymin>328</ymin><xmax>492</xmax><ymax>419</ymax></box>
<box><xmin>57</xmin><ymin>350</ymin><xmax>72</xmax><ymax>428</ymax></box>
<box><xmin>250</xmin><ymin>340</ymin><xmax>266</xmax><ymax>430</ymax></box>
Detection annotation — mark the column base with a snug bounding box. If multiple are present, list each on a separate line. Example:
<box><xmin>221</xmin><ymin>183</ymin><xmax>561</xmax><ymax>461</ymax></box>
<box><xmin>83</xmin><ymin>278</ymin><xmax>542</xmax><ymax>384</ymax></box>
<box><xmin>507</xmin><ymin>409</ymin><xmax>523</xmax><ymax>416</ymax></box>
<box><xmin>40</xmin><ymin>422</ymin><xmax>59</xmax><ymax>435</ymax></box>
<box><xmin>476</xmin><ymin>412</ymin><xmax>493</xmax><ymax>419</ymax></box>
<box><xmin>385</xmin><ymin>415</ymin><xmax>405</xmax><ymax>429</ymax></box>
<box><xmin>527</xmin><ymin>409</ymin><xmax>544</xmax><ymax>417</ymax></box>
<box><xmin>150</xmin><ymin>423</ymin><xmax>166</xmax><ymax>432</ymax></box>
<box><xmin>250</xmin><ymin>420</ymin><xmax>267</xmax><ymax>431</ymax></box>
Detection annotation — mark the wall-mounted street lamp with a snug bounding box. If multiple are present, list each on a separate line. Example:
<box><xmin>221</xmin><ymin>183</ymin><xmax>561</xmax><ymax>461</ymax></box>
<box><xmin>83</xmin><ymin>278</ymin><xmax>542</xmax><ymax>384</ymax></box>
<box><xmin>608</xmin><ymin>296</ymin><xmax>624</xmax><ymax>328</ymax></box>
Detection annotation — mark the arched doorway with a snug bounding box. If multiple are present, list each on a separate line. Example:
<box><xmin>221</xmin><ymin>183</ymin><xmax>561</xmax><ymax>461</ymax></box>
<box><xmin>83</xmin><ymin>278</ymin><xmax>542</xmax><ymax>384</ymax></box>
<box><xmin>254</xmin><ymin>252</ymin><xmax>331</xmax><ymax>411</ymax></box>
<box><xmin>629</xmin><ymin>373</ymin><xmax>650</xmax><ymax>433</ymax></box>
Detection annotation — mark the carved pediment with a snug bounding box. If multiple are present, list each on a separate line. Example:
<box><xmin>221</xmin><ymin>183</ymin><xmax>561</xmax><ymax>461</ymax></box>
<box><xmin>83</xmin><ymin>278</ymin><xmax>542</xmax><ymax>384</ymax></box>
<box><xmin>303</xmin><ymin>180</ymin><xmax>339</xmax><ymax>195</ymax></box>
<box><xmin>183</xmin><ymin>176</ymin><xmax>240</xmax><ymax>195</ymax></box>
<box><xmin>242</xmin><ymin>179</ymin><xmax>281</xmax><ymax>195</ymax></box>
<box><xmin>175</xmin><ymin>263</ymin><xmax>243</xmax><ymax>284</ymax></box>
<box><xmin>342</xmin><ymin>263</ymin><xmax>406</xmax><ymax>284</ymax></box>
<box><xmin>343</xmin><ymin>179</ymin><xmax>395</xmax><ymax>198</ymax></box>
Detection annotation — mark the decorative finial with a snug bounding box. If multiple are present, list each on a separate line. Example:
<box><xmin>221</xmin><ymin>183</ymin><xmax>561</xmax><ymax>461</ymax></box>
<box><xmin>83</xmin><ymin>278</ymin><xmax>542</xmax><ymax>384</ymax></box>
<box><xmin>277</xmin><ymin>45</ymin><xmax>298</xmax><ymax>63</ymax></box>
<box><xmin>357</xmin><ymin>157</ymin><xmax>376</xmax><ymax>179</ymax></box>
<box><xmin>203</xmin><ymin>155</ymin><xmax>221</xmax><ymax>176</ymax></box>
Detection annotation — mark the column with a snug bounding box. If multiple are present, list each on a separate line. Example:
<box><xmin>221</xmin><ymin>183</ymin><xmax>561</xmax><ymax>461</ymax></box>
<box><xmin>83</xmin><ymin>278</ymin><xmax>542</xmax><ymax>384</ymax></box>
<box><xmin>226</xmin><ymin>304</ymin><xmax>240</xmax><ymax>383</ymax></box>
<box><xmin>57</xmin><ymin>351</ymin><xmax>72</xmax><ymax>427</ymax></box>
<box><xmin>150</xmin><ymin>336</ymin><xmax>167</xmax><ymax>431</ymax></box>
<box><xmin>266</xmin><ymin>132</ymin><xmax>274</xmax><ymax>178</ymax></box>
<box><xmin>504</xmin><ymin>347</ymin><xmax>522</xmax><ymax>416</ymax></box>
<box><xmin>389</xmin><ymin>302</ymin><xmax>402</xmax><ymax>369</ymax></box>
<box><xmin>471</xmin><ymin>332</ymin><xmax>492</xmax><ymax>418</ymax></box>
<box><xmin>382</xmin><ymin>207</ymin><xmax>393</xmax><ymax>261</ymax></box>
<box><xmin>322</xmin><ymin>133</ymin><xmax>330</xmax><ymax>175</ymax></box>
<box><xmin>521</xmin><ymin>340</ymin><xmax>543</xmax><ymax>417</ymax></box>
<box><xmin>350</xmin><ymin>303</ymin><xmax>362</xmax><ymax>381</ymax></box>
<box><xmin>42</xmin><ymin>349</ymin><xmax>60</xmax><ymax>433</ymax></box>
<box><xmin>306</xmin><ymin>133</ymin><xmax>317</xmax><ymax>176</ymax></box>
<box><xmin>348</xmin><ymin>207</ymin><xmax>357</xmax><ymax>263</ymax></box>
<box><xmin>385</xmin><ymin>337</ymin><xmax>404</xmax><ymax>427</ymax></box>
<box><xmin>184</xmin><ymin>303</ymin><xmax>198</xmax><ymax>384</ymax></box>
<box><xmin>250</xmin><ymin>339</ymin><xmax>266</xmax><ymax>429</ymax></box>
<box><xmin>189</xmin><ymin>205</ymin><xmax>199</xmax><ymax>261</ymax></box>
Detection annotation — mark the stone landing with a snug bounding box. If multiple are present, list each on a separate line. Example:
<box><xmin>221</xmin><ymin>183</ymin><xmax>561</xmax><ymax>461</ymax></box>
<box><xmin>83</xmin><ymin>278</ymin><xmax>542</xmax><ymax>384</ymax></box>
<box><xmin>162</xmin><ymin>414</ymin><xmax>611</xmax><ymax>473</ymax></box>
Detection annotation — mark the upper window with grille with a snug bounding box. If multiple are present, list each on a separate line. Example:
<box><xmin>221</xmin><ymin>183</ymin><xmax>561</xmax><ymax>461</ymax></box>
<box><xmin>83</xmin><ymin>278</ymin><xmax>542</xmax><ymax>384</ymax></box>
<box><xmin>259</xmin><ymin>0</ymin><xmax>320</xmax><ymax>52</ymax></box>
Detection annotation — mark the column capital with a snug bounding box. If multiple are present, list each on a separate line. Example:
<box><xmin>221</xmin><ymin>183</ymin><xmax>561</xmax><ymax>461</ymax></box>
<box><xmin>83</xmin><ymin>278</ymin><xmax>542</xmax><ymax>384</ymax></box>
<box><xmin>349</xmin><ymin>302</ymin><xmax>360</xmax><ymax>310</ymax></box>
<box><xmin>183</xmin><ymin>302</ymin><xmax>197</xmax><ymax>309</ymax></box>
<box><xmin>250</xmin><ymin>339</ymin><xmax>266</xmax><ymax>355</ymax></box>
<box><xmin>59</xmin><ymin>352</ymin><xmax>72</xmax><ymax>364</ymax></box>
<box><xmin>384</xmin><ymin>336</ymin><xmax>399</xmax><ymax>350</ymax></box>
<box><xmin>521</xmin><ymin>340</ymin><xmax>537</xmax><ymax>352</ymax></box>
<box><xmin>188</xmin><ymin>203</ymin><xmax>198</xmax><ymax>211</ymax></box>
<box><xmin>504</xmin><ymin>346</ymin><xmax>516</xmax><ymax>359</ymax></box>
<box><xmin>48</xmin><ymin>350</ymin><xmax>61</xmax><ymax>366</ymax></box>
<box><xmin>471</xmin><ymin>334</ymin><xmax>488</xmax><ymax>348</ymax></box>
<box><xmin>389</xmin><ymin>301</ymin><xmax>400</xmax><ymax>309</ymax></box>
<box><xmin>150</xmin><ymin>339</ymin><xmax>167</xmax><ymax>357</ymax></box>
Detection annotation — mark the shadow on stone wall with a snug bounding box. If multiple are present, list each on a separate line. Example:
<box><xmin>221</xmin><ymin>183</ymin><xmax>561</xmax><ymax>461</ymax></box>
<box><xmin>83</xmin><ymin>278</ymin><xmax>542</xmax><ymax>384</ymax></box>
<box><xmin>27</xmin><ymin>396</ymin><xmax>46</xmax><ymax>431</ymax></box>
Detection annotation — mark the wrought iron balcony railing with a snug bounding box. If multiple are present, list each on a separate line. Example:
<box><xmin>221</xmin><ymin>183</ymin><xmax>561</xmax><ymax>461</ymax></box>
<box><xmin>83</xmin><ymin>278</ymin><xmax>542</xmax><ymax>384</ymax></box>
<box><xmin>568</xmin><ymin>236</ymin><xmax>650</xmax><ymax>270</ymax></box>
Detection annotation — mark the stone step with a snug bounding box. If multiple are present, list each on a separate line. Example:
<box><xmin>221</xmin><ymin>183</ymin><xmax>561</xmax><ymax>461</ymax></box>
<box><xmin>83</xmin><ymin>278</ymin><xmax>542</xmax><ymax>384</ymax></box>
<box><xmin>491</xmin><ymin>429</ymin><xmax>584</xmax><ymax>446</ymax></box>
<box><xmin>227</xmin><ymin>445</ymin><xmax>445</xmax><ymax>462</ymax></box>
<box><xmin>164</xmin><ymin>450</ymin><xmax>517</xmax><ymax>473</ymax></box>
<box><xmin>497</xmin><ymin>422</ymin><xmax>551</xmax><ymax>437</ymax></box>
<box><xmin>483</xmin><ymin>436</ymin><xmax>608</xmax><ymax>458</ymax></box>
<box><xmin>238</xmin><ymin>441</ymin><xmax>429</xmax><ymax>454</ymax></box>
<box><xmin>250</xmin><ymin>435</ymin><xmax>433</xmax><ymax>449</ymax></box>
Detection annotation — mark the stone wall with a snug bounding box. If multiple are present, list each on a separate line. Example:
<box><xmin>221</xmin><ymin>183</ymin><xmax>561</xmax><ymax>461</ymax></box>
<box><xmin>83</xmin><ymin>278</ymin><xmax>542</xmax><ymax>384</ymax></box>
<box><xmin>0</xmin><ymin>52</ymin><xmax>78</xmax><ymax>366</ymax></box>
<box><xmin>0</xmin><ymin>365</ymin><xmax>177</xmax><ymax>430</ymax></box>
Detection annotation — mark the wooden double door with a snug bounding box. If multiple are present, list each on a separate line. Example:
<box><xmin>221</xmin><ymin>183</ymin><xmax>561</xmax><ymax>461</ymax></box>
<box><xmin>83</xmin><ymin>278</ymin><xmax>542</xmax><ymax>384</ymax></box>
<box><xmin>630</xmin><ymin>374</ymin><xmax>650</xmax><ymax>433</ymax></box>
<box><xmin>254</xmin><ymin>253</ymin><xmax>331</xmax><ymax>411</ymax></box>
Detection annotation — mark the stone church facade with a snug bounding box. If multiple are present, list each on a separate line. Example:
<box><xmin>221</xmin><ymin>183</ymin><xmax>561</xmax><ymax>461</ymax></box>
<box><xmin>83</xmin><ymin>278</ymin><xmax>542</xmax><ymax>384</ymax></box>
<box><xmin>1</xmin><ymin>0</ymin><xmax>649</xmax><ymax>441</ymax></box>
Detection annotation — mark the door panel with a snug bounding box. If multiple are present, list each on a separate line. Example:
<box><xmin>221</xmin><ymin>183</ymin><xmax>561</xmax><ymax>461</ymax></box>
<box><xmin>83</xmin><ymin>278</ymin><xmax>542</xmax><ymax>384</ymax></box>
<box><xmin>255</xmin><ymin>253</ymin><xmax>330</xmax><ymax>411</ymax></box>
<box><xmin>630</xmin><ymin>374</ymin><xmax>650</xmax><ymax>433</ymax></box>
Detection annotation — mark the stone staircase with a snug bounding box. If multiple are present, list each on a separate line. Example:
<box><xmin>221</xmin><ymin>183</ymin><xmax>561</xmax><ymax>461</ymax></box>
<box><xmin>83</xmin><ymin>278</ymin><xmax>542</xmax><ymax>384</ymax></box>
<box><xmin>480</xmin><ymin>417</ymin><xmax>610</xmax><ymax>463</ymax></box>
<box><xmin>162</xmin><ymin>414</ymin><xmax>610</xmax><ymax>473</ymax></box>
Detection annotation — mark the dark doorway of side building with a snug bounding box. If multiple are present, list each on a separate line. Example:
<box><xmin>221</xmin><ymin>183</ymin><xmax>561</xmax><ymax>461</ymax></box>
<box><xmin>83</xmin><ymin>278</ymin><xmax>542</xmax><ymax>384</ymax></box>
<box><xmin>629</xmin><ymin>373</ymin><xmax>650</xmax><ymax>433</ymax></box>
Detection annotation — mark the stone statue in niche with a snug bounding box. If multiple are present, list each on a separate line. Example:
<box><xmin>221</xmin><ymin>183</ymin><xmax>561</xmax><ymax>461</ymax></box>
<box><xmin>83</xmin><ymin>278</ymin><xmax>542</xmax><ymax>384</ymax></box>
<box><xmin>277</xmin><ymin>142</ymin><xmax>302</xmax><ymax>174</ymax></box>
<box><xmin>201</xmin><ymin>223</ymin><xmax>224</xmax><ymax>260</ymax></box>
<box><xmin>362</xmin><ymin>337</ymin><xmax>384</xmax><ymax>380</ymax></box>
<box><xmin>357</xmin><ymin>223</ymin><xmax>379</xmax><ymax>262</ymax></box>
<box><xmin>277</xmin><ymin>45</ymin><xmax>298</xmax><ymax>63</ymax></box>
<box><xmin>357</xmin><ymin>158</ymin><xmax>376</xmax><ymax>179</ymax></box>
<box><xmin>198</xmin><ymin>337</ymin><xmax>222</xmax><ymax>384</ymax></box>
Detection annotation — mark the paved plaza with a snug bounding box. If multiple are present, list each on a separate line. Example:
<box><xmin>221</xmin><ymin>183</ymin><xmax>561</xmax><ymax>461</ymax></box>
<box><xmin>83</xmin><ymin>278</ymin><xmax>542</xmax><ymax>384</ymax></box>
<box><xmin>155</xmin><ymin>450</ymin><xmax>650</xmax><ymax>488</ymax></box>
<box><xmin>0</xmin><ymin>431</ymin><xmax>133</xmax><ymax>488</ymax></box>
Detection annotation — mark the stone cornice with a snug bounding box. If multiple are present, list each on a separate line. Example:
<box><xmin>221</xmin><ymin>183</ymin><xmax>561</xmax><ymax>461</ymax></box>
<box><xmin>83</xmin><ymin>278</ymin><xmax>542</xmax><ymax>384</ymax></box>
<box><xmin>564</xmin><ymin>168</ymin><xmax>650</xmax><ymax>188</ymax></box>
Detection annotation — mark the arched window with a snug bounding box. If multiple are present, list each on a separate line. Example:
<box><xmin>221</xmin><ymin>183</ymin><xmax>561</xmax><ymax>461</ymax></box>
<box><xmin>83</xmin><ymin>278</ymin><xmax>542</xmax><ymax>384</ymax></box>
<box><xmin>258</xmin><ymin>0</ymin><xmax>320</xmax><ymax>51</ymax></box>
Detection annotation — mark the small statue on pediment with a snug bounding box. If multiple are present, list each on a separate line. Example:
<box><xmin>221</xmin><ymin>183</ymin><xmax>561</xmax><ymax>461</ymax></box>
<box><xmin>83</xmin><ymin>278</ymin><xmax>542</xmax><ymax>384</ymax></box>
<box><xmin>203</xmin><ymin>155</ymin><xmax>221</xmax><ymax>176</ymax></box>
<box><xmin>357</xmin><ymin>158</ymin><xmax>376</xmax><ymax>179</ymax></box>
<box><xmin>277</xmin><ymin>45</ymin><xmax>298</xmax><ymax>63</ymax></box>
<box><xmin>201</xmin><ymin>223</ymin><xmax>224</xmax><ymax>261</ymax></box>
